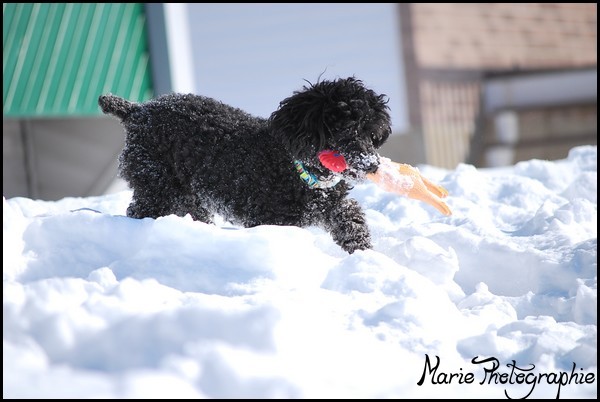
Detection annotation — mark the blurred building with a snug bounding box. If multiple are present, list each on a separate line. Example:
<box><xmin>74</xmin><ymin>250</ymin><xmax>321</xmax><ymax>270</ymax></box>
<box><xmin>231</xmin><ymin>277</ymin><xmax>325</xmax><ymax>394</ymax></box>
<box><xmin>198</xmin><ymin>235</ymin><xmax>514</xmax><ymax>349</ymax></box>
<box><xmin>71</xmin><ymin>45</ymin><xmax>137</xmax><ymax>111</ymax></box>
<box><xmin>3</xmin><ymin>3</ymin><xmax>597</xmax><ymax>200</ymax></box>
<box><xmin>402</xmin><ymin>3</ymin><xmax>597</xmax><ymax>168</ymax></box>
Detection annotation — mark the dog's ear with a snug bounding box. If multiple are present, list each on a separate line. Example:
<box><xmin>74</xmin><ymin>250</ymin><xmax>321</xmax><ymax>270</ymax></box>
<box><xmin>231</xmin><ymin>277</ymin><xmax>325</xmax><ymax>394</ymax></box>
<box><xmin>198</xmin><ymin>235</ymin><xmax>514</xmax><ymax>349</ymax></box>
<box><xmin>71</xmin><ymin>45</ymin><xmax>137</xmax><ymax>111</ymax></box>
<box><xmin>268</xmin><ymin>88</ymin><xmax>328</xmax><ymax>159</ymax></box>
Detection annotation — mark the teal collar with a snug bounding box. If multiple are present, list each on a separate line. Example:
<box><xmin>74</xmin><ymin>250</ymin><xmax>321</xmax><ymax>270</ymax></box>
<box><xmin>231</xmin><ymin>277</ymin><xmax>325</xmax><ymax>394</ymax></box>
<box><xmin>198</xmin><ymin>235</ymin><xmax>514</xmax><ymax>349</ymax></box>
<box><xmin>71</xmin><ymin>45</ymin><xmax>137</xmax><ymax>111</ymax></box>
<box><xmin>294</xmin><ymin>160</ymin><xmax>341</xmax><ymax>189</ymax></box>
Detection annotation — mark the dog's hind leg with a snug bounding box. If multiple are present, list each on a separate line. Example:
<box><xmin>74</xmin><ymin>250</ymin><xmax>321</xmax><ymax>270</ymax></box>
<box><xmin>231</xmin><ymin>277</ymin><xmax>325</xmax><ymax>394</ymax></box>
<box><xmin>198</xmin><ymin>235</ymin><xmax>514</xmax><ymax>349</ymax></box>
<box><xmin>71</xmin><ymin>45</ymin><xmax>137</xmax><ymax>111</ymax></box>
<box><xmin>121</xmin><ymin>151</ymin><xmax>213</xmax><ymax>222</ymax></box>
<box><xmin>127</xmin><ymin>188</ymin><xmax>214</xmax><ymax>223</ymax></box>
<box><xmin>126</xmin><ymin>182</ymin><xmax>184</xmax><ymax>219</ymax></box>
<box><xmin>180</xmin><ymin>194</ymin><xmax>214</xmax><ymax>224</ymax></box>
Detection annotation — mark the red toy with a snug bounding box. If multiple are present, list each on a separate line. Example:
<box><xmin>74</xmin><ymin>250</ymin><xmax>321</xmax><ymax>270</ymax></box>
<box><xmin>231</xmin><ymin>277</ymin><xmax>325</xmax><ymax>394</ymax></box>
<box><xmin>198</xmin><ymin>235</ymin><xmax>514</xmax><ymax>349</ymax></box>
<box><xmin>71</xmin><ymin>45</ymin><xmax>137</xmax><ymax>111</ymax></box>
<box><xmin>318</xmin><ymin>150</ymin><xmax>347</xmax><ymax>172</ymax></box>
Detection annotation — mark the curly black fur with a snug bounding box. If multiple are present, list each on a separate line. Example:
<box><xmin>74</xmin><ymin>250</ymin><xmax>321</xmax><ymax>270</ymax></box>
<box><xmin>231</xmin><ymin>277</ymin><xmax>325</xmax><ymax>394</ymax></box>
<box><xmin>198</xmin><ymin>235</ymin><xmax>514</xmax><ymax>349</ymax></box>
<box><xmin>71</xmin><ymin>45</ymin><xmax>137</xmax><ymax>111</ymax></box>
<box><xmin>99</xmin><ymin>77</ymin><xmax>391</xmax><ymax>253</ymax></box>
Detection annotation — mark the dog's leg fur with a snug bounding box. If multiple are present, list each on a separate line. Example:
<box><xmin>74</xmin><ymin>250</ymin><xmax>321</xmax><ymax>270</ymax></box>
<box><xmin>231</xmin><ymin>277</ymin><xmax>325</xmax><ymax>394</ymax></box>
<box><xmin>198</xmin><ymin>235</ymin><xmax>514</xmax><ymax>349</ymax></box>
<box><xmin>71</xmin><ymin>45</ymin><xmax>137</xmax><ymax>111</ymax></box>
<box><xmin>127</xmin><ymin>188</ymin><xmax>213</xmax><ymax>223</ymax></box>
<box><xmin>120</xmin><ymin>146</ymin><xmax>214</xmax><ymax>223</ymax></box>
<box><xmin>318</xmin><ymin>198</ymin><xmax>372</xmax><ymax>253</ymax></box>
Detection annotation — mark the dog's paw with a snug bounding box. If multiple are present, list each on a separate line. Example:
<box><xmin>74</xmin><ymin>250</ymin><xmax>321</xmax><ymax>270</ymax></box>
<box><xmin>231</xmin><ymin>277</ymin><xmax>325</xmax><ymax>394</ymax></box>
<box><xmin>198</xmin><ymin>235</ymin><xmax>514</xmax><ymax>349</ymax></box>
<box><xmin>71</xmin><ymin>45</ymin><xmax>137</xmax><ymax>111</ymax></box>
<box><xmin>341</xmin><ymin>238</ymin><xmax>372</xmax><ymax>254</ymax></box>
<box><xmin>336</xmin><ymin>227</ymin><xmax>372</xmax><ymax>254</ymax></box>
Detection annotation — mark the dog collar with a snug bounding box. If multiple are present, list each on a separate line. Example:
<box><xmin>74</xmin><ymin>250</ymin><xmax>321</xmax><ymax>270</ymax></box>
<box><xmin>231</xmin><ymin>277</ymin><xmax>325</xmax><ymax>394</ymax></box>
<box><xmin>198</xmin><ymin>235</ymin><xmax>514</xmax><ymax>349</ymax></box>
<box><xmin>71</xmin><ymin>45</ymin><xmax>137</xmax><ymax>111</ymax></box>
<box><xmin>293</xmin><ymin>160</ymin><xmax>341</xmax><ymax>189</ymax></box>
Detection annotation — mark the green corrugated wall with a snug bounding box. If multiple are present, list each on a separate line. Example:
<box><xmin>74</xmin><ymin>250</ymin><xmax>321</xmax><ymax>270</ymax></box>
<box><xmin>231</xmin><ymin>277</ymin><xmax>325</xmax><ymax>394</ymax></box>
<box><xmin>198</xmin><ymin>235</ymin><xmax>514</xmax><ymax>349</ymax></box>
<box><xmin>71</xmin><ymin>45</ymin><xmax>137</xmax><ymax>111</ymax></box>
<box><xmin>3</xmin><ymin>3</ymin><xmax>154</xmax><ymax>117</ymax></box>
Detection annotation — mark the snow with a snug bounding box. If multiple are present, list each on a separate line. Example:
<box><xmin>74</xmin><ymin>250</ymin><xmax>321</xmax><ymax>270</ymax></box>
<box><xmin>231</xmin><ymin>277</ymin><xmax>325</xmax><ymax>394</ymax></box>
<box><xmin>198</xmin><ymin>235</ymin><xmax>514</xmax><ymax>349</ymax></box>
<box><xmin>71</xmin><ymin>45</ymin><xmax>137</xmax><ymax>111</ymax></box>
<box><xmin>3</xmin><ymin>145</ymin><xmax>597</xmax><ymax>399</ymax></box>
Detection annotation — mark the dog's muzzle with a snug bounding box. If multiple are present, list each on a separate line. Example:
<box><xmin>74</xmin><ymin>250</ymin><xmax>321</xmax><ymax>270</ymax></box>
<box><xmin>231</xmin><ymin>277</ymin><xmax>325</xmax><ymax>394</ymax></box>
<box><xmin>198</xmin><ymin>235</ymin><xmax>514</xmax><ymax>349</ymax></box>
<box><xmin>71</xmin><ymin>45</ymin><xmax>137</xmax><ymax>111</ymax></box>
<box><xmin>347</xmin><ymin>153</ymin><xmax>380</xmax><ymax>174</ymax></box>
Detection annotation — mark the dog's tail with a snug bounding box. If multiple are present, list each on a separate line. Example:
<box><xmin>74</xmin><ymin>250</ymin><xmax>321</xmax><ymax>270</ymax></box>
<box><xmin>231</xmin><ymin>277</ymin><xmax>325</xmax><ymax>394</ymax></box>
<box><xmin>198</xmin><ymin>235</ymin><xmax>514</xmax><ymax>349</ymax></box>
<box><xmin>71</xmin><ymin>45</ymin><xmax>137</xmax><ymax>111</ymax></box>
<box><xmin>98</xmin><ymin>94</ymin><xmax>136</xmax><ymax>120</ymax></box>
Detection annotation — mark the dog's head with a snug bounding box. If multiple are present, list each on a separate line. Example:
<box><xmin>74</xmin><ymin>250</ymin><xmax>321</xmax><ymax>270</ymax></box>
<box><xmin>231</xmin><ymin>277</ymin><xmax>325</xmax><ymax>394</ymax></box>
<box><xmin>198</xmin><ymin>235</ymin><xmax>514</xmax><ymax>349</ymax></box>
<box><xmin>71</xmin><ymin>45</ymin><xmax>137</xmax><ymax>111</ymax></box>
<box><xmin>268</xmin><ymin>77</ymin><xmax>391</xmax><ymax>184</ymax></box>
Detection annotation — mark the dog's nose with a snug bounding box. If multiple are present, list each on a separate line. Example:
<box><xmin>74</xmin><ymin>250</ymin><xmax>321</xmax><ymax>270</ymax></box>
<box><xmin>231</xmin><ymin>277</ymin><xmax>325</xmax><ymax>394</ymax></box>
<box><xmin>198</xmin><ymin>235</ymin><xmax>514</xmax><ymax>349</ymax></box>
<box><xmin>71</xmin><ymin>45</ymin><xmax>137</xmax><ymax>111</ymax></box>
<box><xmin>365</xmin><ymin>163</ymin><xmax>379</xmax><ymax>174</ymax></box>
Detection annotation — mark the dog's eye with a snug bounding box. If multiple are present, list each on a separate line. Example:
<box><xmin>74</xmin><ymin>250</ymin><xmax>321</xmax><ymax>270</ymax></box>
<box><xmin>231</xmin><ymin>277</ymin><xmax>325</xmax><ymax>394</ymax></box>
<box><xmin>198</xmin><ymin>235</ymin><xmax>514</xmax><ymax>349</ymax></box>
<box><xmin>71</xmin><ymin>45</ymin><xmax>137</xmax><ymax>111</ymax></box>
<box><xmin>371</xmin><ymin>126</ymin><xmax>391</xmax><ymax>147</ymax></box>
<box><xmin>334</xmin><ymin>101</ymin><xmax>351</xmax><ymax>116</ymax></box>
<box><xmin>349</xmin><ymin>100</ymin><xmax>364</xmax><ymax>108</ymax></box>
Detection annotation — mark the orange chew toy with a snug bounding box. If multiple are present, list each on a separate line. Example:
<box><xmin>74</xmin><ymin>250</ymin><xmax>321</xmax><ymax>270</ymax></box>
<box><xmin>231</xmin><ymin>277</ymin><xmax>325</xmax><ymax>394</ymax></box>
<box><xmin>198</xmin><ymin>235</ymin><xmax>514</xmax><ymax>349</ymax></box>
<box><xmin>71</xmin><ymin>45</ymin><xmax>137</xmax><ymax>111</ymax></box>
<box><xmin>367</xmin><ymin>158</ymin><xmax>452</xmax><ymax>216</ymax></box>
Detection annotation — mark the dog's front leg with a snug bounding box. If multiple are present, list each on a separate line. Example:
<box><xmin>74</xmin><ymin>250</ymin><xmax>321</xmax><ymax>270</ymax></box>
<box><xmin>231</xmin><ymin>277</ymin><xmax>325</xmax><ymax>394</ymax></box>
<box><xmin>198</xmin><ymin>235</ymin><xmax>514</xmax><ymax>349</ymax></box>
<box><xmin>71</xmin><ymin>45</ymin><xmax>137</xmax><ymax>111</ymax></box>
<box><xmin>323</xmin><ymin>198</ymin><xmax>372</xmax><ymax>254</ymax></box>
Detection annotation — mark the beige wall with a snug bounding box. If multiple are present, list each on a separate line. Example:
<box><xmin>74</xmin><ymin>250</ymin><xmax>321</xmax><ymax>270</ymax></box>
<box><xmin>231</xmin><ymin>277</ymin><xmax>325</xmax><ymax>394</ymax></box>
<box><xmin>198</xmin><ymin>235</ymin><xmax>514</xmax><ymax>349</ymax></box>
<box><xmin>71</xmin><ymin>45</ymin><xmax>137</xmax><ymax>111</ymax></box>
<box><xmin>412</xmin><ymin>3</ymin><xmax>597</xmax><ymax>70</ymax></box>
<box><xmin>404</xmin><ymin>3</ymin><xmax>597</xmax><ymax>168</ymax></box>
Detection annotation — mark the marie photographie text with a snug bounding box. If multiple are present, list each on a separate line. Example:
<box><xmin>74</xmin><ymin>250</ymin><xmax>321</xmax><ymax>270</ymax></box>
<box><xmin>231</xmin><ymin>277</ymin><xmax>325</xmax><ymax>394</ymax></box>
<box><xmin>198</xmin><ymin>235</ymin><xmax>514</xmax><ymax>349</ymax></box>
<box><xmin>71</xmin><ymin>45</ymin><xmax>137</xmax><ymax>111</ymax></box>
<box><xmin>417</xmin><ymin>354</ymin><xmax>596</xmax><ymax>399</ymax></box>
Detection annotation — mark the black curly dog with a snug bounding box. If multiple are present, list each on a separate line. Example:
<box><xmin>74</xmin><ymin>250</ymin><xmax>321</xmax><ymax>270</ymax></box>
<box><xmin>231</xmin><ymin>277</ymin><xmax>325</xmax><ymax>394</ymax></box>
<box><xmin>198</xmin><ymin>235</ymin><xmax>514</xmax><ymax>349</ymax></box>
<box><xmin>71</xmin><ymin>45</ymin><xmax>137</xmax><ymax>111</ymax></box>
<box><xmin>98</xmin><ymin>77</ymin><xmax>391</xmax><ymax>253</ymax></box>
